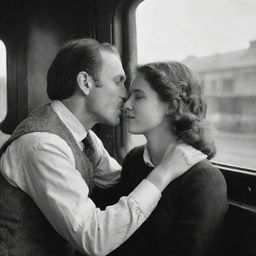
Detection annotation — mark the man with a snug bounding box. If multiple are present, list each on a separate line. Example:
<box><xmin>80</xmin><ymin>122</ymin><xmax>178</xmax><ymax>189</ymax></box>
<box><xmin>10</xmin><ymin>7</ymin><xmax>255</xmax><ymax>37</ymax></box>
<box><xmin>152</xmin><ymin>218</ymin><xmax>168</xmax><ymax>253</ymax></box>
<box><xmin>0</xmin><ymin>38</ymin><xmax>205</xmax><ymax>256</ymax></box>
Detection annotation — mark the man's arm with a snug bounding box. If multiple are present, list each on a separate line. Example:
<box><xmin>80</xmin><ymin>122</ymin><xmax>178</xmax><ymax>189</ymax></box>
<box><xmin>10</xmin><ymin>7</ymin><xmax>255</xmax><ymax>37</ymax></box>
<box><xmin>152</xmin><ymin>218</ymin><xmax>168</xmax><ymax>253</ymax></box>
<box><xmin>148</xmin><ymin>143</ymin><xmax>208</xmax><ymax>192</ymax></box>
<box><xmin>15</xmin><ymin>133</ymin><xmax>161</xmax><ymax>255</ymax></box>
<box><xmin>1</xmin><ymin>134</ymin><xmax>203</xmax><ymax>256</ymax></box>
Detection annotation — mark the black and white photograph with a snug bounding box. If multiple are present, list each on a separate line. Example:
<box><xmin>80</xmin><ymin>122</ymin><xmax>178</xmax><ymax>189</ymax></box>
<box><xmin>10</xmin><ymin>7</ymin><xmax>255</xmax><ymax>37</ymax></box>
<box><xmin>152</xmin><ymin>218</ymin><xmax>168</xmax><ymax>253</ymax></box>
<box><xmin>0</xmin><ymin>0</ymin><xmax>256</xmax><ymax>255</ymax></box>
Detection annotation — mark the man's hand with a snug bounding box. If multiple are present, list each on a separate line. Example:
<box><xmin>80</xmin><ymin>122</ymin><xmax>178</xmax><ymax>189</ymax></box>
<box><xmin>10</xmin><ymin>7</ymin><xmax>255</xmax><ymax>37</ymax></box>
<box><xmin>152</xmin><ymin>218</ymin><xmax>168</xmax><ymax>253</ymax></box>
<box><xmin>147</xmin><ymin>143</ymin><xmax>207</xmax><ymax>192</ymax></box>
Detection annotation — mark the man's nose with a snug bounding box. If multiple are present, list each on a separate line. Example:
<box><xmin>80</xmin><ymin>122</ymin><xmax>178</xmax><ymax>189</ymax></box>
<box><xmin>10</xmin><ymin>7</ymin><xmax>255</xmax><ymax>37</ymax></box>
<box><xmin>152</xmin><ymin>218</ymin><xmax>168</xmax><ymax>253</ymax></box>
<box><xmin>120</xmin><ymin>84</ymin><xmax>128</xmax><ymax>101</ymax></box>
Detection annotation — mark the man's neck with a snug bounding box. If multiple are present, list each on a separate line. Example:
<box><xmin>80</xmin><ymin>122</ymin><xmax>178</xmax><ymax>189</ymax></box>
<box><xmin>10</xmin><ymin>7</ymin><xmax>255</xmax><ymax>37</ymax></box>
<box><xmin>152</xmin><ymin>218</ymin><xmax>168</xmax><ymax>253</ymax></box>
<box><xmin>61</xmin><ymin>97</ymin><xmax>96</xmax><ymax>131</ymax></box>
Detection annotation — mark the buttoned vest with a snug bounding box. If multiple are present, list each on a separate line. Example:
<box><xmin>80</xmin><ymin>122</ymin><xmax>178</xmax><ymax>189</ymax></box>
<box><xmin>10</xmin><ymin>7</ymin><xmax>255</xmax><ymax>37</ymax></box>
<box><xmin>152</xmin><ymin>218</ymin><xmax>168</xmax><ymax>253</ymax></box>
<box><xmin>0</xmin><ymin>104</ymin><xmax>95</xmax><ymax>256</ymax></box>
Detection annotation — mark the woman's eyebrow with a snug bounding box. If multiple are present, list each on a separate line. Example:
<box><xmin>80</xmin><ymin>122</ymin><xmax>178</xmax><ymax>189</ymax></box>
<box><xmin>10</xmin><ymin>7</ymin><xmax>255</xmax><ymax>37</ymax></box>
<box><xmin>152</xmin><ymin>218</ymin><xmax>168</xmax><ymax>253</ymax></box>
<box><xmin>131</xmin><ymin>88</ymin><xmax>144</xmax><ymax>93</ymax></box>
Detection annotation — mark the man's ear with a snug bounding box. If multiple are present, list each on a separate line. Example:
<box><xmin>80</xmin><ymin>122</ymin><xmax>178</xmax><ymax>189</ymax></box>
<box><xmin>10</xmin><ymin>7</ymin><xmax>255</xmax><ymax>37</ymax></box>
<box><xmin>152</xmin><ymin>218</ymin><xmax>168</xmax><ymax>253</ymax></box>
<box><xmin>76</xmin><ymin>71</ymin><xmax>94</xmax><ymax>96</ymax></box>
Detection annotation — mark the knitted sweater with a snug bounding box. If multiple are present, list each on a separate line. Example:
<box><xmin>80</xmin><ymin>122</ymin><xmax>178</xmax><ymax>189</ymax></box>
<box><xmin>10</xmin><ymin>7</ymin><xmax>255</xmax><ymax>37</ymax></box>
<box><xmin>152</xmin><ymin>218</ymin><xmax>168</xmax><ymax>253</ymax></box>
<box><xmin>0</xmin><ymin>104</ymin><xmax>94</xmax><ymax>256</ymax></box>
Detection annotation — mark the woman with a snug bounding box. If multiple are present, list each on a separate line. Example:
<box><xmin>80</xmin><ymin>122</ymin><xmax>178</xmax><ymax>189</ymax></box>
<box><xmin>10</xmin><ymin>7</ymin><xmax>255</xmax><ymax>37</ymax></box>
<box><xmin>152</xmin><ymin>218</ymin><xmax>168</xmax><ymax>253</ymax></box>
<box><xmin>110</xmin><ymin>62</ymin><xmax>228</xmax><ymax>256</ymax></box>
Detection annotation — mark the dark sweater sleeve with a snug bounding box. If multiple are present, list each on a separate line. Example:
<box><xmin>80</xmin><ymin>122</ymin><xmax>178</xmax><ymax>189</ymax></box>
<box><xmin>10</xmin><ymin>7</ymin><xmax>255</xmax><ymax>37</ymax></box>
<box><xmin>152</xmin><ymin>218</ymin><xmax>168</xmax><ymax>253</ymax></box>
<box><xmin>91</xmin><ymin>147</ymin><xmax>145</xmax><ymax>209</ymax></box>
<box><xmin>167</xmin><ymin>161</ymin><xmax>228</xmax><ymax>256</ymax></box>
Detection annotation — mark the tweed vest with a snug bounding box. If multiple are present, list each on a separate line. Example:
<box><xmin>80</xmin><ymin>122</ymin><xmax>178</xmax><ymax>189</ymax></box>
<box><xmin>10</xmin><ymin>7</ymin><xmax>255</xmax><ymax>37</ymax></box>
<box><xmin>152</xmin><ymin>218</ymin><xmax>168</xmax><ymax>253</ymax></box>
<box><xmin>0</xmin><ymin>104</ymin><xmax>95</xmax><ymax>256</ymax></box>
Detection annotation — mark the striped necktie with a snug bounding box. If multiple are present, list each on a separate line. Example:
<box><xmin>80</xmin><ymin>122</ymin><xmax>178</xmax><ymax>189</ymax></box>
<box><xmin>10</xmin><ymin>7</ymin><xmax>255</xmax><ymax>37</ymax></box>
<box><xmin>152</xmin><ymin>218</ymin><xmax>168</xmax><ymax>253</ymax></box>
<box><xmin>82</xmin><ymin>133</ymin><xmax>95</xmax><ymax>164</ymax></box>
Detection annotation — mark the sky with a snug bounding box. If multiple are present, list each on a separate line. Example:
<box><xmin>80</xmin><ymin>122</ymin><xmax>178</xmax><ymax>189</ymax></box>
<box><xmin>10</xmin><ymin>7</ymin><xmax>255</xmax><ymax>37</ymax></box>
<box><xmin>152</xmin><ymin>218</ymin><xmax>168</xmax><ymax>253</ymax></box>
<box><xmin>136</xmin><ymin>0</ymin><xmax>256</xmax><ymax>63</ymax></box>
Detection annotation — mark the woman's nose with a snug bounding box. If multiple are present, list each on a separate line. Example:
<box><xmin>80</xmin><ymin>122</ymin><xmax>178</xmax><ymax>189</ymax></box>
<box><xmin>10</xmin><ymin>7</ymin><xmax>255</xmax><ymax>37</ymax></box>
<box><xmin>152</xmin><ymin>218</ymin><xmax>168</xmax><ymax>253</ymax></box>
<box><xmin>123</xmin><ymin>96</ymin><xmax>132</xmax><ymax>110</ymax></box>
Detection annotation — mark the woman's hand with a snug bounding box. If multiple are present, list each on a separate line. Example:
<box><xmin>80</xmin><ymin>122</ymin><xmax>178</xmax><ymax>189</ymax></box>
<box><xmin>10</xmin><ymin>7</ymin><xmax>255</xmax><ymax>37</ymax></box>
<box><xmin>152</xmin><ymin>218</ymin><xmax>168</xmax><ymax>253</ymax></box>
<box><xmin>147</xmin><ymin>143</ymin><xmax>207</xmax><ymax>192</ymax></box>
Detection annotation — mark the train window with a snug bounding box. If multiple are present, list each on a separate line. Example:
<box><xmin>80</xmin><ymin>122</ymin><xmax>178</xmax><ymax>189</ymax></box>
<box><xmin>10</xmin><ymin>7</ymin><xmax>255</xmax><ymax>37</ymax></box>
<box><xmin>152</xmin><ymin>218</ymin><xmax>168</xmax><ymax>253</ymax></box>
<box><xmin>129</xmin><ymin>0</ymin><xmax>256</xmax><ymax>170</ymax></box>
<box><xmin>0</xmin><ymin>40</ymin><xmax>7</xmax><ymax>123</ymax></box>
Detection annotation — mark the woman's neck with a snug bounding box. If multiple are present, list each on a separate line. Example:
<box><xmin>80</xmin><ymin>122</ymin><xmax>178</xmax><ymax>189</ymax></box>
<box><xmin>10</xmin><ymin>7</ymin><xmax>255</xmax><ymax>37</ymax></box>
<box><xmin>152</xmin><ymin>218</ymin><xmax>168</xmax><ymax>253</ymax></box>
<box><xmin>145</xmin><ymin>125</ymin><xmax>177</xmax><ymax>166</ymax></box>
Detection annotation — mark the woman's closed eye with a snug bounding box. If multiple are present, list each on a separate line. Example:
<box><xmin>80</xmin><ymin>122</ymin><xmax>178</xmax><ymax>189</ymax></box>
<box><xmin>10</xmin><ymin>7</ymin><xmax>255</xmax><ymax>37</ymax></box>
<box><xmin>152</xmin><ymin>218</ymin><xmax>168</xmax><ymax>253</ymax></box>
<box><xmin>133</xmin><ymin>92</ymin><xmax>145</xmax><ymax>100</ymax></box>
<box><xmin>134</xmin><ymin>95</ymin><xmax>144</xmax><ymax>100</ymax></box>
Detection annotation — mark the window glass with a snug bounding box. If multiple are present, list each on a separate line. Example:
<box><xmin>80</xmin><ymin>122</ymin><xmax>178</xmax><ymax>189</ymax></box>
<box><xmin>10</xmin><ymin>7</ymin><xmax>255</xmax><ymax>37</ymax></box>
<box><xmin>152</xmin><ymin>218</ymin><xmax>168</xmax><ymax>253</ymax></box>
<box><xmin>131</xmin><ymin>0</ymin><xmax>256</xmax><ymax>169</ymax></box>
<box><xmin>0</xmin><ymin>40</ymin><xmax>7</xmax><ymax>122</ymax></box>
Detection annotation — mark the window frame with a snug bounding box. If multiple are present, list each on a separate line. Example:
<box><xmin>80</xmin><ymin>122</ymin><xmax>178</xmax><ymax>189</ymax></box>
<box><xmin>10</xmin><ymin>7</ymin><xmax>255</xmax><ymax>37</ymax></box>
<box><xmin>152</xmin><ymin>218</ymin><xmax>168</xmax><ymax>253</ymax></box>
<box><xmin>0</xmin><ymin>2</ymin><xmax>28</xmax><ymax>134</ymax></box>
<box><xmin>112</xmin><ymin>0</ymin><xmax>144</xmax><ymax>163</ymax></box>
<box><xmin>0</xmin><ymin>39</ymin><xmax>7</xmax><ymax>123</ymax></box>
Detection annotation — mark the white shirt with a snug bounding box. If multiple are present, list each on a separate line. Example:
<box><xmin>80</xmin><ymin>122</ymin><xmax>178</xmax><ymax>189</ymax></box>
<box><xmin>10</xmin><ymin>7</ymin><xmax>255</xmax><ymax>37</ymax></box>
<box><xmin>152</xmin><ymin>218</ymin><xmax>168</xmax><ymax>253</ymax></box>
<box><xmin>0</xmin><ymin>101</ymin><xmax>161</xmax><ymax>256</ymax></box>
<box><xmin>143</xmin><ymin>142</ymin><xmax>207</xmax><ymax>168</ymax></box>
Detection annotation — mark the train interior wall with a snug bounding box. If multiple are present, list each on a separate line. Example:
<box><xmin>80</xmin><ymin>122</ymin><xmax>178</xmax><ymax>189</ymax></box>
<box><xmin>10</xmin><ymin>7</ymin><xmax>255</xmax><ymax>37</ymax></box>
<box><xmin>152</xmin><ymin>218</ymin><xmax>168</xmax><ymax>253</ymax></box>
<box><xmin>0</xmin><ymin>0</ymin><xmax>96</xmax><ymax>132</ymax></box>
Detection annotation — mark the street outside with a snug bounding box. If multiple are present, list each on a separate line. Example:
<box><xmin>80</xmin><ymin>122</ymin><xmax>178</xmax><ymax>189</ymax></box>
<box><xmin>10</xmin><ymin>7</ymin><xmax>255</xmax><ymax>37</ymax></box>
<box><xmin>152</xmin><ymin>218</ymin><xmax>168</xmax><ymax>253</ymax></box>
<box><xmin>212</xmin><ymin>130</ymin><xmax>256</xmax><ymax>170</ymax></box>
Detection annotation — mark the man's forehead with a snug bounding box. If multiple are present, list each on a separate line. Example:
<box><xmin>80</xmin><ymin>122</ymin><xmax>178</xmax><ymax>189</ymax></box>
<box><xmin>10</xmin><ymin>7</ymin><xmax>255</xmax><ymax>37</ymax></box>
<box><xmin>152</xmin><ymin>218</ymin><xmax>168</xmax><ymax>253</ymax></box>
<box><xmin>100</xmin><ymin>50</ymin><xmax>125</xmax><ymax>76</ymax></box>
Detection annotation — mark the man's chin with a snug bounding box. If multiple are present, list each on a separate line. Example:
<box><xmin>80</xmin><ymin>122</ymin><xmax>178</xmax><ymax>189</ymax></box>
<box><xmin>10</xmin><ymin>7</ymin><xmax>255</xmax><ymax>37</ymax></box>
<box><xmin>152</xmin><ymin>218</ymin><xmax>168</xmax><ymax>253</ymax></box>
<box><xmin>103</xmin><ymin>117</ymin><xmax>120</xmax><ymax>126</ymax></box>
<box><xmin>112</xmin><ymin>118</ymin><xmax>120</xmax><ymax>126</ymax></box>
<box><xmin>128</xmin><ymin>129</ymin><xmax>141</xmax><ymax>134</ymax></box>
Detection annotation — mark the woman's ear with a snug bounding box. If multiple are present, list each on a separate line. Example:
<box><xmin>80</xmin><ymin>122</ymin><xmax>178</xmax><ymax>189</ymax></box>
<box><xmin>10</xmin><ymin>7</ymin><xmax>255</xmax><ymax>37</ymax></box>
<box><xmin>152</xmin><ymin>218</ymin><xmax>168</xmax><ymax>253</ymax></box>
<box><xmin>165</xmin><ymin>106</ymin><xmax>173</xmax><ymax>115</ymax></box>
<box><xmin>76</xmin><ymin>71</ymin><xmax>94</xmax><ymax>96</ymax></box>
<box><xmin>165</xmin><ymin>100</ymin><xmax>178</xmax><ymax>115</ymax></box>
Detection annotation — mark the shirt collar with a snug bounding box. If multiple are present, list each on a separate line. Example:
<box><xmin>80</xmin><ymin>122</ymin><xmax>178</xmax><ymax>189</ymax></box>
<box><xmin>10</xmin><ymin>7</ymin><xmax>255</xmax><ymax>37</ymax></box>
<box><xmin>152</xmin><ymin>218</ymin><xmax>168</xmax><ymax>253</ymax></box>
<box><xmin>51</xmin><ymin>100</ymin><xmax>87</xmax><ymax>144</ymax></box>
<box><xmin>143</xmin><ymin>144</ymin><xmax>155</xmax><ymax>168</ymax></box>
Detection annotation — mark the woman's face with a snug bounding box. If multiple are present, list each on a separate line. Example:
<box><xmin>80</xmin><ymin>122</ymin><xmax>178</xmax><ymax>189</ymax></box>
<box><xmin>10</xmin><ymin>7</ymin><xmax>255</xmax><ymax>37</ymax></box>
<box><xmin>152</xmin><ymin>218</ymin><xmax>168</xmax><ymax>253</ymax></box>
<box><xmin>124</xmin><ymin>73</ymin><xmax>169</xmax><ymax>135</ymax></box>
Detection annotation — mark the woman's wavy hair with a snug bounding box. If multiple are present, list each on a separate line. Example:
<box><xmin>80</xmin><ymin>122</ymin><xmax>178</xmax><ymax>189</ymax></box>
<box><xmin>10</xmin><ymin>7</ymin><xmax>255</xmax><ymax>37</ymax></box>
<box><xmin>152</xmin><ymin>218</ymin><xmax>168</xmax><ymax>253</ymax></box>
<box><xmin>137</xmin><ymin>61</ymin><xmax>216</xmax><ymax>159</ymax></box>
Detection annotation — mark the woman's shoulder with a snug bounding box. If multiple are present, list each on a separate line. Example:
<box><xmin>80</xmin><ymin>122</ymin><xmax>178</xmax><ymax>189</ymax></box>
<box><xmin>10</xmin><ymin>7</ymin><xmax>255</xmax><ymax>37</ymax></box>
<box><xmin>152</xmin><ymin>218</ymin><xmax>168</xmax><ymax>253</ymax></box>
<box><xmin>163</xmin><ymin>160</ymin><xmax>228</xmax><ymax>211</ymax></box>
<box><xmin>180</xmin><ymin>159</ymin><xmax>227</xmax><ymax>192</ymax></box>
<box><xmin>190</xmin><ymin>159</ymin><xmax>223</xmax><ymax>178</ymax></box>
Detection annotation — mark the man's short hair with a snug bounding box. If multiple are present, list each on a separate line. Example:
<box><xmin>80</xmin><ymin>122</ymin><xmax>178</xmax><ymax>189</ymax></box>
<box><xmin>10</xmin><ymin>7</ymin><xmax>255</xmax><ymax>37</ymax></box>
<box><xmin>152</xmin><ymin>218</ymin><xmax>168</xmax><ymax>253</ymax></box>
<box><xmin>47</xmin><ymin>38</ymin><xmax>119</xmax><ymax>100</ymax></box>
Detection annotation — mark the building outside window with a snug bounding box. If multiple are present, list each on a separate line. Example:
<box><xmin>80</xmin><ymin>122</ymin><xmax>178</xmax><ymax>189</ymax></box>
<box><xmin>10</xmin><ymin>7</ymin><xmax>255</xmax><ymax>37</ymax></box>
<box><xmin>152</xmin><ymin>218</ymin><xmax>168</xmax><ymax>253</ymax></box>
<box><xmin>222</xmin><ymin>78</ymin><xmax>234</xmax><ymax>94</ymax></box>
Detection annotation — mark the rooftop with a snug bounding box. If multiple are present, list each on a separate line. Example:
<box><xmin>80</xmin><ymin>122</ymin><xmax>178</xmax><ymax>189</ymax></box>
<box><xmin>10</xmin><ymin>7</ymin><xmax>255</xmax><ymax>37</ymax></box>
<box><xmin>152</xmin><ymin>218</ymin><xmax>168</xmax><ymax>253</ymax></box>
<box><xmin>183</xmin><ymin>40</ymin><xmax>256</xmax><ymax>73</ymax></box>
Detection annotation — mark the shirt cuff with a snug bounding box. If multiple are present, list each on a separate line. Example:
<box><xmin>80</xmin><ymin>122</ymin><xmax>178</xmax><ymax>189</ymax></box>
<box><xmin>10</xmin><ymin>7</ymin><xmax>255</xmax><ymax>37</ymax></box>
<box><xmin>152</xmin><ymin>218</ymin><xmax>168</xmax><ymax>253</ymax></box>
<box><xmin>128</xmin><ymin>179</ymin><xmax>161</xmax><ymax>218</ymax></box>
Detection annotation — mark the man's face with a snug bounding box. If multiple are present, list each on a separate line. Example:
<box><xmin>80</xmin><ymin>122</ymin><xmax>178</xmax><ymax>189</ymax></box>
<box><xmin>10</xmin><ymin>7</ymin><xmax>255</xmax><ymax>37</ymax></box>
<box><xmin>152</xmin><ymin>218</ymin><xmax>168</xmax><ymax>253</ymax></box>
<box><xmin>87</xmin><ymin>50</ymin><xmax>127</xmax><ymax>126</ymax></box>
